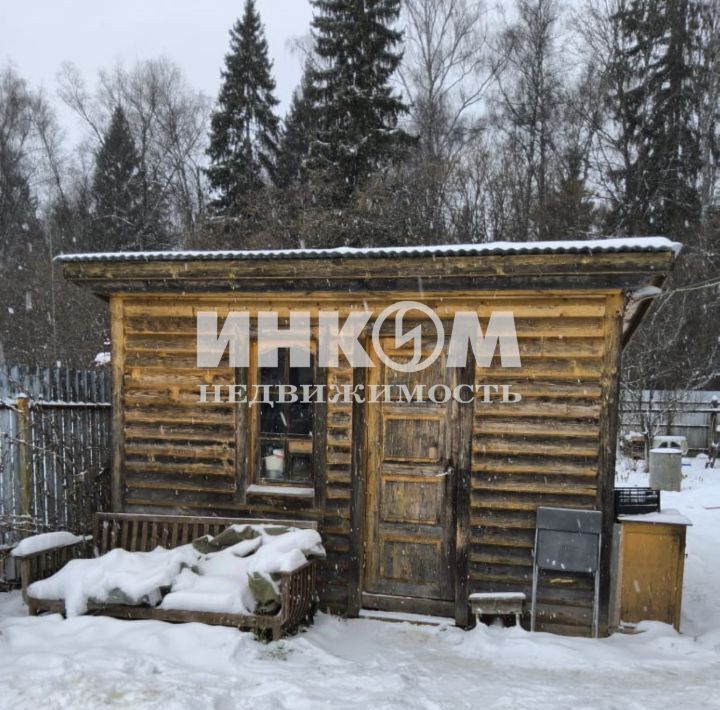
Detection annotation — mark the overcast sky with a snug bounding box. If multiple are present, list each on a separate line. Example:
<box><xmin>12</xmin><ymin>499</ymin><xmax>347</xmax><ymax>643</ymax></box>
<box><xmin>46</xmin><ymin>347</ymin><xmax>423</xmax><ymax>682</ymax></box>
<box><xmin>0</xmin><ymin>0</ymin><xmax>314</xmax><ymax>140</ymax></box>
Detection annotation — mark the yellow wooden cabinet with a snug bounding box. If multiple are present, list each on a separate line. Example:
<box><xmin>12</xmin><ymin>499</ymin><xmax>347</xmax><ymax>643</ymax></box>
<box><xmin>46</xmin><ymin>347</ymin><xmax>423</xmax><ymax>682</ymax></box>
<box><xmin>616</xmin><ymin>511</ymin><xmax>691</xmax><ymax>631</ymax></box>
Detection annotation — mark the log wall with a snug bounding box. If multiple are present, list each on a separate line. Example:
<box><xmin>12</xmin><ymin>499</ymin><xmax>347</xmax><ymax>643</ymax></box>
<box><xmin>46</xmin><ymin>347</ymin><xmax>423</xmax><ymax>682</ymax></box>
<box><xmin>468</xmin><ymin>293</ymin><xmax>623</xmax><ymax>635</ymax></box>
<box><xmin>111</xmin><ymin>290</ymin><xmax>623</xmax><ymax>631</ymax></box>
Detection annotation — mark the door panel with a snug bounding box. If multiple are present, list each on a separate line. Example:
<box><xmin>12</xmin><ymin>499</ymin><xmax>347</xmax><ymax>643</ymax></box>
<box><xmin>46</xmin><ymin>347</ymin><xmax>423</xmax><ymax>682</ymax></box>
<box><xmin>383</xmin><ymin>416</ymin><xmax>444</xmax><ymax>462</ymax></box>
<box><xmin>381</xmin><ymin>538</ymin><xmax>443</xmax><ymax>584</ymax></box>
<box><xmin>381</xmin><ymin>476</ymin><xmax>443</xmax><ymax>524</ymax></box>
<box><xmin>363</xmin><ymin>340</ymin><xmax>456</xmax><ymax>603</ymax></box>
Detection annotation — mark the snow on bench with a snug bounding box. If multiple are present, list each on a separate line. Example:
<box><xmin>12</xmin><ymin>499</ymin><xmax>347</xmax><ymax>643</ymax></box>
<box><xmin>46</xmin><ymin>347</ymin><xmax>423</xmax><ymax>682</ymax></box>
<box><xmin>26</xmin><ymin>524</ymin><xmax>324</xmax><ymax>618</ymax></box>
<box><xmin>11</xmin><ymin>532</ymin><xmax>85</xmax><ymax>558</ymax></box>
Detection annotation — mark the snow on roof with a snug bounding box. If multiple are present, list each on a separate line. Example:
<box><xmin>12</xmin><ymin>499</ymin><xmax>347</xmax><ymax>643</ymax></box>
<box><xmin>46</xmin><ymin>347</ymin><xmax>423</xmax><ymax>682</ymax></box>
<box><xmin>55</xmin><ymin>236</ymin><xmax>682</xmax><ymax>264</ymax></box>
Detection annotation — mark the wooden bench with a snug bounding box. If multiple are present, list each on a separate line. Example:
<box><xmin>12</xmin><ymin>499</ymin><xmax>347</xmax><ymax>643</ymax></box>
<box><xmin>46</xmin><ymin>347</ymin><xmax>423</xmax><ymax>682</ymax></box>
<box><xmin>15</xmin><ymin>512</ymin><xmax>319</xmax><ymax>640</ymax></box>
<box><xmin>469</xmin><ymin>592</ymin><xmax>526</xmax><ymax>627</ymax></box>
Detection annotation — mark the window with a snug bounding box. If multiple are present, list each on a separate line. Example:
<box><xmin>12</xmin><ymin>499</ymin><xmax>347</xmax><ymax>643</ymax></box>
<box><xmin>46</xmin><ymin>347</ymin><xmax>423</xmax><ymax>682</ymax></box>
<box><xmin>252</xmin><ymin>348</ymin><xmax>315</xmax><ymax>486</ymax></box>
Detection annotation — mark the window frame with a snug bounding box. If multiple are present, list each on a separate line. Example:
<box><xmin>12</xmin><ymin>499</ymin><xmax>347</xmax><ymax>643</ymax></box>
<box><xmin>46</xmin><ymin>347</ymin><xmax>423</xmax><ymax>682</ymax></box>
<box><xmin>244</xmin><ymin>337</ymin><xmax>324</xmax><ymax>496</ymax></box>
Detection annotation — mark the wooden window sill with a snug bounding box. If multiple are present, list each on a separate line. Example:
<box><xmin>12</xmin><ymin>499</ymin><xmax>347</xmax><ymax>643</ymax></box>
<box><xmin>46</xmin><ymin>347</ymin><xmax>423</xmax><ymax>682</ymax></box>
<box><xmin>246</xmin><ymin>484</ymin><xmax>315</xmax><ymax>498</ymax></box>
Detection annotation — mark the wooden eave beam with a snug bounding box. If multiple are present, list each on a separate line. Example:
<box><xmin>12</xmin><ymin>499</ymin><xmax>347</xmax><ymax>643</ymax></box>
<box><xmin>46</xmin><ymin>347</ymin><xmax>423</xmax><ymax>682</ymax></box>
<box><xmin>61</xmin><ymin>251</ymin><xmax>676</xmax><ymax>296</ymax></box>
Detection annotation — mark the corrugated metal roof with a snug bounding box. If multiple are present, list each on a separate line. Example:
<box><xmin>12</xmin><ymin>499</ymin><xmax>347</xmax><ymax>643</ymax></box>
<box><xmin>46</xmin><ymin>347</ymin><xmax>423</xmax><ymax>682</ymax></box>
<box><xmin>55</xmin><ymin>236</ymin><xmax>681</xmax><ymax>264</ymax></box>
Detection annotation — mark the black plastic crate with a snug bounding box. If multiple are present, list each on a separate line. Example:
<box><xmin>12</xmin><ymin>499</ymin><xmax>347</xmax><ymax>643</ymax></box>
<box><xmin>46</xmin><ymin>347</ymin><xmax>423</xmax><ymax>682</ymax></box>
<box><xmin>614</xmin><ymin>487</ymin><xmax>661</xmax><ymax>516</ymax></box>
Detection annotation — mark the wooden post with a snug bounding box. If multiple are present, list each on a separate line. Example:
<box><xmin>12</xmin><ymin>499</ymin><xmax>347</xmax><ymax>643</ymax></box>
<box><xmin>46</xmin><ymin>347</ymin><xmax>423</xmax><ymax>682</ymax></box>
<box><xmin>15</xmin><ymin>394</ymin><xmax>32</xmax><ymax>527</ymax></box>
<box><xmin>234</xmin><ymin>365</ymin><xmax>248</xmax><ymax>505</ymax></box>
<box><xmin>597</xmin><ymin>293</ymin><xmax>624</xmax><ymax>636</ymax></box>
<box><xmin>708</xmin><ymin>407</ymin><xmax>718</xmax><ymax>454</ymax></box>
<box><xmin>313</xmin><ymin>354</ymin><xmax>328</xmax><ymax>513</ymax></box>
<box><xmin>348</xmin><ymin>364</ymin><xmax>367</xmax><ymax>617</ymax></box>
<box><xmin>110</xmin><ymin>296</ymin><xmax>125</xmax><ymax>513</ymax></box>
<box><xmin>454</xmin><ymin>358</ymin><xmax>474</xmax><ymax>628</ymax></box>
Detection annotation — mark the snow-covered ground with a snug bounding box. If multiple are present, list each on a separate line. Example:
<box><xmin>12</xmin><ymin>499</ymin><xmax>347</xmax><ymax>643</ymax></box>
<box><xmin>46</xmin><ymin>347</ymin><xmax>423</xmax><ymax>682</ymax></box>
<box><xmin>1</xmin><ymin>458</ymin><xmax>719</xmax><ymax>710</ymax></box>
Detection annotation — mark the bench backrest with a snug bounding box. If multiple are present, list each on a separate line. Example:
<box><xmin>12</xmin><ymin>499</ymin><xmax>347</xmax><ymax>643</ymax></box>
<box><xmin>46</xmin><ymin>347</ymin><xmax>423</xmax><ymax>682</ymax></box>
<box><xmin>93</xmin><ymin>513</ymin><xmax>318</xmax><ymax>555</ymax></box>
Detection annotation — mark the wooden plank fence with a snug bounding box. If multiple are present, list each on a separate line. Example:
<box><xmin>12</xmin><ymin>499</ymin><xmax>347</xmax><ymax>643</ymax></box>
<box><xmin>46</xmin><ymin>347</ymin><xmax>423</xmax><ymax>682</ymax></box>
<box><xmin>620</xmin><ymin>389</ymin><xmax>720</xmax><ymax>455</ymax></box>
<box><xmin>0</xmin><ymin>365</ymin><xmax>111</xmax><ymax>584</ymax></box>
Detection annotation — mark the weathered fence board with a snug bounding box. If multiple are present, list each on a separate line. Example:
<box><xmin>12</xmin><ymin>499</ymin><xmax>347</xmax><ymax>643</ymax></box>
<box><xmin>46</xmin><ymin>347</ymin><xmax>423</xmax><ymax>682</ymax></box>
<box><xmin>0</xmin><ymin>365</ymin><xmax>111</xmax><ymax>584</ymax></box>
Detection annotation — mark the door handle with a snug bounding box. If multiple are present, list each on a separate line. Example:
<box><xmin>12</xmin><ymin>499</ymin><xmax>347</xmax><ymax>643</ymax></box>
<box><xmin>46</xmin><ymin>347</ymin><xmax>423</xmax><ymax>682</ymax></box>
<box><xmin>436</xmin><ymin>465</ymin><xmax>455</xmax><ymax>478</ymax></box>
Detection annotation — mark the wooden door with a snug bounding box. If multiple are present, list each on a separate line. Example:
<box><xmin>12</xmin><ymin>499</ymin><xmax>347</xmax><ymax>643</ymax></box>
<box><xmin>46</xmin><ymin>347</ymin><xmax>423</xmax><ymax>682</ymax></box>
<box><xmin>363</xmin><ymin>339</ymin><xmax>457</xmax><ymax>609</ymax></box>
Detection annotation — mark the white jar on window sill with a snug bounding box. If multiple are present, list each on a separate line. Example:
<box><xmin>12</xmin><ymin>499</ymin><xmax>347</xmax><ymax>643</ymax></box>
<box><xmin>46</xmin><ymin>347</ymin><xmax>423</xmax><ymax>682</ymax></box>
<box><xmin>264</xmin><ymin>449</ymin><xmax>285</xmax><ymax>479</ymax></box>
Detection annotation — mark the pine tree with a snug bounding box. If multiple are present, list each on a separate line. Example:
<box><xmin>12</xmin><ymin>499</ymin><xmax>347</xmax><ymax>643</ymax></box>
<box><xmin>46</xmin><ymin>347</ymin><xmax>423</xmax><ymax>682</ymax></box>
<box><xmin>494</xmin><ymin>0</ymin><xmax>563</xmax><ymax>241</ymax></box>
<box><xmin>276</xmin><ymin>62</ymin><xmax>315</xmax><ymax>189</ymax></box>
<box><xmin>207</xmin><ymin>0</ymin><xmax>280</xmax><ymax>214</ymax></box>
<box><xmin>0</xmin><ymin>148</ymin><xmax>36</xmax><ymax>253</ymax></box>
<box><xmin>608</xmin><ymin>0</ymin><xmax>703</xmax><ymax>237</ymax></box>
<box><xmin>308</xmin><ymin>0</ymin><xmax>410</xmax><ymax>196</ymax></box>
<box><xmin>92</xmin><ymin>105</ymin><xmax>143</xmax><ymax>251</ymax></box>
<box><xmin>0</xmin><ymin>121</ymin><xmax>50</xmax><ymax>363</ymax></box>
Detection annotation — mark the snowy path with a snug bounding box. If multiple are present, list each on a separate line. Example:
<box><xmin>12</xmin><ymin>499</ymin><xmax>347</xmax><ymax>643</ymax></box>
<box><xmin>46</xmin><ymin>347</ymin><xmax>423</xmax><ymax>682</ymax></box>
<box><xmin>1</xmin><ymin>461</ymin><xmax>719</xmax><ymax>710</ymax></box>
<box><xmin>1</xmin><ymin>604</ymin><xmax>719</xmax><ymax>710</ymax></box>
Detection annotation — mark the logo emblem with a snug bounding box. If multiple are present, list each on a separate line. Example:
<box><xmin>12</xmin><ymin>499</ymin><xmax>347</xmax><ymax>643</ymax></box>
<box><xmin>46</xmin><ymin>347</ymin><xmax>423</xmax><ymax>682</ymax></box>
<box><xmin>371</xmin><ymin>301</ymin><xmax>445</xmax><ymax>372</ymax></box>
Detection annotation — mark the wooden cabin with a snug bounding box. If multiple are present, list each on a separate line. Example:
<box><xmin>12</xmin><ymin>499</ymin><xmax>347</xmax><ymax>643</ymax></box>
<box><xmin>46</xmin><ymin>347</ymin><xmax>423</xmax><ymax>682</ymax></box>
<box><xmin>58</xmin><ymin>237</ymin><xmax>679</xmax><ymax>636</ymax></box>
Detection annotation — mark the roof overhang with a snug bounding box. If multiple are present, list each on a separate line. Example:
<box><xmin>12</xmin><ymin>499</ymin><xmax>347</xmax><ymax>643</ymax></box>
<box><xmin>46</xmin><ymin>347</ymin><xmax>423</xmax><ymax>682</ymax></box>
<box><xmin>55</xmin><ymin>237</ymin><xmax>681</xmax><ymax>347</ymax></box>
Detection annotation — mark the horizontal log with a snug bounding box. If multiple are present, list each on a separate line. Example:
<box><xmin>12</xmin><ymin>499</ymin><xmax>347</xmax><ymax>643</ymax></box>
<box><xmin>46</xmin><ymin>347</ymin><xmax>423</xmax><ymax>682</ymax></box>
<box><xmin>125</xmin><ymin>317</ymin><xmax>608</xmax><ymax>341</ymax></box>
<box><xmin>124</xmin><ymin>461</ymin><xmax>234</xmax><ymax>477</ymax></box>
<box><xmin>125</xmin><ymin>442</ymin><xmax>233</xmax><ymax>462</ymax></box>
<box><xmin>474</xmin><ymin>400</ymin><xmax>601</xmax><ymax>419</ymax></box>
<box><xmin>322</xmin><ymin>536</ymin><xmax>351</xmax><ymax>555</ymax></box>
<box><xmin>124</xmin><ymin>392</ymin><xmax>236</xmax><ymax>408</ymax></box>
<box><xmin>469</xmin><ymin>558</ymin><xmax>535</xmax><ymax>577</ymax></box>
<box><xmin>531</xmin><ymin>604</ymin><xmax>594</xmax><ymax>627</ymax></box>
<box><xmin>470</xmin><ymin>510</ymin><xmax>537</xmax><ymax>530</ymax></box>
<box><xmin>125</xmin><ymin>424</ymin><xmax>235</xmax><ymax>443</ymax></box>
<box><xmin>318</xmin><ymin>558</ymin><xmax>351</xmax><ymax>577</ymax></box>
<box><xmin>476</xmin><ymin>382</ymin><xmax>602</xmax><ymax>400</ymax></box>
<box><xmin>123</xmin><ymin>470</ymin><xmax>237</xmax><ymax>488</ymax></box>
<box><xmin>124</xmin><ymin>408</ymin><xmax>234</xmax><ymax>426</ymax></box>
<box><xmin>478</xmin><ymin>360</ymin><xmax>602</xmax><ymax>380</ymax></box>
<box><xmin>124</xmin><ymin>478</ymin><xmax>237</xmax><ymax>495</ymax></box>
<box><xmin>472</xmin><ymin>458</ymin><xmax>598</xmax><ymax>477</ymax></box>
<box><xmin>122</xmin><ymin>498</ymin><xmax>323</xmax><ymax>520</ymax></box>
<box><xmin>470</xmin><ymin>492</ymin><xmax>596</xmax><ymax>511</ymax></box>
<box><xmin>121</xmin><ymin>295</ymin><xmax>610</xmax><ymax>324</ymax></box>
<box><xmin>326</xmin><ymin>438</ymin><xmax>352</xmax><ymax>450</ymax></box>
<box><xmin>472</xmin><ymin>438</ymin><xmax>599</xmax><ymax>459</ymax></box>
<box><xmin>326</xmin><ymin>452</ymin><xmax>352</xmax><ymax>466</ymax></box>
<box><xmin>125</xmin><ymin>354</ymin><xmax>206</xmax><ymax>369</ymax></box>
<box><xmin>515</xmin><ymin>339</ymin><xmax>605</xmax><ymax>359</ymax></box>
<box><xmin>470</xmin><ymin>478</ymin><xmax>598</xmax><ymax>497</ymax></box>
<box><xmin>469</xmin><ymin>567</ymin><xmax>532</xmax><ymax>585</ymax></box>
<box><xmin>124</xmin><ymin>368</ymin><xmax>233</xmax><ymax>386</ymax></box>
<box><xmin>473</xmin><ymin>419</ymin><xmax>599</xmax><ymax>440</ymax></box>
<box><xmin>326</xmin><ymin>460</ymin><xmax>352</xmax><ymax>473</ymax></box>
<box><xmin>473</xmin><ymin>470</ymin><xmax>598</xmax><ymax>488</ymax></box>
<box><xmin>470</xmin><ymin>550</ymin><xmax>533</xmax><ymax>568</ymax></box>
<box><xmin>325</xmin><ymin>471</ymin><xmax>352</xmax><ymax>485</ymax></box>
<box><xmin>326</xmin><ymin>488</ymin><xmax>352</xmax><ymax>501</ymax></box>
<box><xmin>471</xmin><ymin>528</ymin><xmax>535</xmax><ymax>549</ymax></box>
<box><xmin>323</xmin><ymin>501</ymin><xmax>351</xmax><ymax>520</ymax></box>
